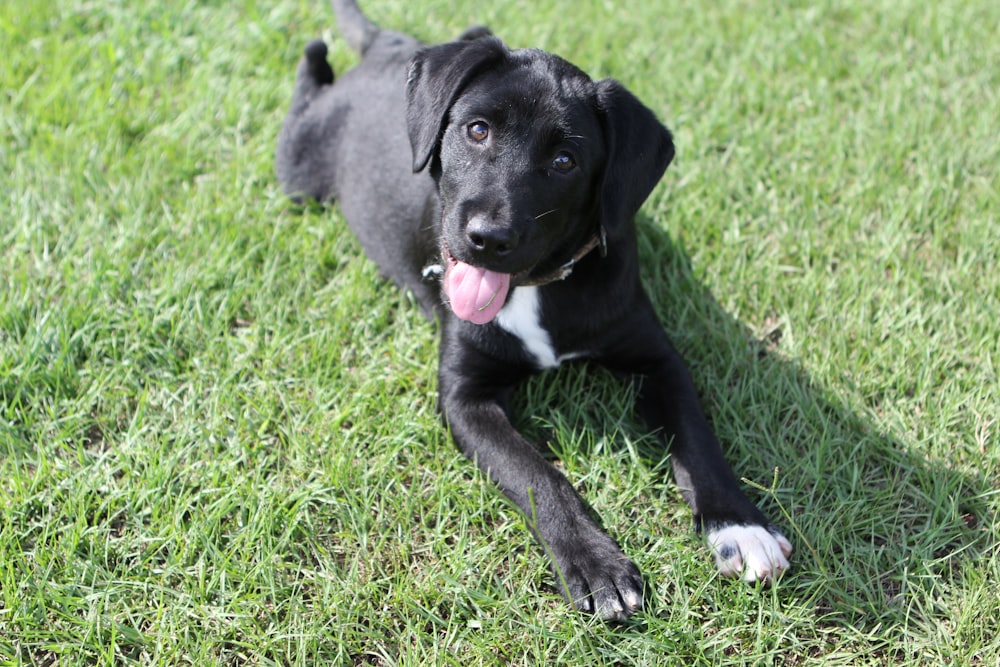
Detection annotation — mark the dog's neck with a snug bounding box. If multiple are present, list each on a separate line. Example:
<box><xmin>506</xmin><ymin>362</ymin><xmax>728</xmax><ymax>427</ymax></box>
<box><xmin>518</xmin><ymin>225</ymin><xmax>607</xmax><ymax>287</ymax></box>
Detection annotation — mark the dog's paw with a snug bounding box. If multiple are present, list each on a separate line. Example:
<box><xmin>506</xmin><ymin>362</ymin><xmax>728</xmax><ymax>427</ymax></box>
<box><xmin>707</xmin><ymin>524</ymin><xmax>792</xmax><ymax>583</ymax></box>
<box><xmin>551</xmin><ymin>538</ymin><xmax>645</xmax><ymax>621</ymax></box>
<box><xmin>457</xmin><ymin>25</ymin><xmax>494</xmax><ymax>42</ymax></box>
<box><xmin>303</xmin><ymin>40</ymin><xmax>334</xmax><ymax>86</ymax></box>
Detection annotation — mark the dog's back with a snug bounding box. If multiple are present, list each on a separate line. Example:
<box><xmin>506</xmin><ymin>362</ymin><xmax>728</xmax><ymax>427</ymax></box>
<box><xmin>275</xmin><ymin>11</ymin><xmax>421</xmax><ymax>204</ymax></box>
<box><xmin>276</xmin><ymin>6</ymin><xmax>441</xmax><ymax>310</ymax></box>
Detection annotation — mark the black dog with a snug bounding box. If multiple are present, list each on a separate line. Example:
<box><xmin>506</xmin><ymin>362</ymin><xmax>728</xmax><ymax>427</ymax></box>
<box><xmin>277</xmin><ymin>0</ymin><xmax>791</xmax><ymax>620</ymax></box>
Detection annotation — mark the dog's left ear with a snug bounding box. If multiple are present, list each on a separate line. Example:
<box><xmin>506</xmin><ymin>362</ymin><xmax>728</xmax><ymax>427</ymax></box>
<box><xmin>595</xmin><ymin>79</ymin><xmax>675</xmax><ymax>242</ymax></box>
<box><xmin>406</xmin><ymin>37</ymin><xmax>508</xmax><ymax>173</ymax></box>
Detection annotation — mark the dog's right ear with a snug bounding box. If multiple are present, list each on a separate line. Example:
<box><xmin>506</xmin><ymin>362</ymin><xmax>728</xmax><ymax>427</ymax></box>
<box><xmin>406</xmin><ymin>37</ymin><xmax>507</xmax><ymax>173</ymax></box>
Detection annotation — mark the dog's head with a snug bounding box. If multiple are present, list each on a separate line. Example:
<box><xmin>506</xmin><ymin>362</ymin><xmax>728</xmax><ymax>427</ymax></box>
<box><xmin>407</xmin><ymin>37</ymin><xmax>674</xmax><ymax>324</ymax></box>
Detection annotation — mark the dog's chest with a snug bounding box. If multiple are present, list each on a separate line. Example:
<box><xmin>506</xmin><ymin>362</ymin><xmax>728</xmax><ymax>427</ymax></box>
<box><xmin>494</xmin><ymin>287</ymin><xmax>583</xmax><ymax>369</ymax></box>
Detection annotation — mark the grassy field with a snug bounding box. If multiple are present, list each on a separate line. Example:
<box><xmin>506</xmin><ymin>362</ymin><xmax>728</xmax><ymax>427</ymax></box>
<box><xmin>2</xmin><ymin>0</ymin><xmax>998</xmax><ymax>664</ymax></box>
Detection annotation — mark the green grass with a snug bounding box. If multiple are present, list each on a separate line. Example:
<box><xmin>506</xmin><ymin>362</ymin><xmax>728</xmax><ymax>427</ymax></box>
<box><xmin>2</xmin><ymin>0</ymin><xmax>998</xmax><ymax>664</ymax></box>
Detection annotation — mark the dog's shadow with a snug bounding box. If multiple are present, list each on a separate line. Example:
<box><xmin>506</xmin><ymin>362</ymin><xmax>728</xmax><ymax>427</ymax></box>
<box><xmin>513</xmin><ymin>214</ymin><xmax>994</xmax><ymax>630</ymax></box>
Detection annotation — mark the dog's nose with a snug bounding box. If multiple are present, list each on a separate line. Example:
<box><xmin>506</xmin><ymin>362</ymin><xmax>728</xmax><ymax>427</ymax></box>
<box><xmin>465</xmin><ymin>216</ymin><xmax>519</xmax><ymax>258</ymax></box>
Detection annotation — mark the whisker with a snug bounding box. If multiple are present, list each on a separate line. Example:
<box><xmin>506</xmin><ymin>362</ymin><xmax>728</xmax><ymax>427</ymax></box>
<box><xmin>534</xmin><ymin>208</ymin><xmax>559</xmax><ymax>220</ymax></box>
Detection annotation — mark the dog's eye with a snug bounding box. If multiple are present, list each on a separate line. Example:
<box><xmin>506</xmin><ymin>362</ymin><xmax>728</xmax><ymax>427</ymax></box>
<box><xmin>467</xmin><ymin>122</ymin><xmax>490</xmax><ymax>143</ymax></box>
<box><xmin>551</xmin><ymin>151</ymin><xmax>576</xmax><ymax>173</ymax></box>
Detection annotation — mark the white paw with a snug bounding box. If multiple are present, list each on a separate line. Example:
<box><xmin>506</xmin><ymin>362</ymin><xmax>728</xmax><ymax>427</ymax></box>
<box><xmin>707</xmin><ymin>524</ymin><xmax>793</xmax><ymax>583</ymax></box>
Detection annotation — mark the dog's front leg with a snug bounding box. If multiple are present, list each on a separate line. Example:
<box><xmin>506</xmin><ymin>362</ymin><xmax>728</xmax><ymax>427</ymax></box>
<box><xmin>603</xmin><ymin>313</ymin><xmax>792</xmax><ymax>583</ymax></box>
<box><xmin>438</xmin><ymin>347</ymin><xmax>644</xmax><ymax>620</ymax></box>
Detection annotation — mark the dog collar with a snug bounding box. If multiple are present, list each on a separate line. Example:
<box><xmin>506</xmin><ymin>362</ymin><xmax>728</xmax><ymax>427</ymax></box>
<box><xmin>518</xmin><ymin>225</ymin><xmax>607</xmax><ymax>287</ymax></box>
<box><xmin>420</xmin><ymin>225</ymin><xmax>607</xmax><ymax>287</ymax></box>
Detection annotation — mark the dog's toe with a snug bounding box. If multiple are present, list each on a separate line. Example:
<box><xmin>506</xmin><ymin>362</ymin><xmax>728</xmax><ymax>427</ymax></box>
<box><xmin>707</xmin><ymin>524</ymin><xmax>792</xmax><ymax>583</ymax></box>
<box><xmin>567</xmin><ymin>564</ymin><xmax>644</xmax><ymax>621</ymax></box>
<box><xmin>554</xmin><ymin>538</ymin><xmax>645</xmax><ymax>621</ymax></box>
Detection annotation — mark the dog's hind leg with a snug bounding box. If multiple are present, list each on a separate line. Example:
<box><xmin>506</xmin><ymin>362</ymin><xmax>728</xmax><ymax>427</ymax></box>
<box><xmin>457</xmin><ymin>26</ymin><xmax>494</xmax><ymax>42</ymax></box>
<box><xmin>303</xmin><ymin>40</ymin><xmax>334</xmax><ymax>86</ymax></box>
<box><xmin>286</xmin><ymin>40</ymin><xmax>334</xmax><ymax>118</ymax></box>
<box><xmin>275</xmin><ymin>40</ymin><xmax>339</xmax><ymax>203</ymax></box>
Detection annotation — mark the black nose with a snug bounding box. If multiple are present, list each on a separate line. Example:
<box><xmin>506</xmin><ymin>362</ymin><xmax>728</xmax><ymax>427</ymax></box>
<box><xmin>465</xmin><ymin>216</ymin><xmax>519</xmax><ymax>258</ymax></box>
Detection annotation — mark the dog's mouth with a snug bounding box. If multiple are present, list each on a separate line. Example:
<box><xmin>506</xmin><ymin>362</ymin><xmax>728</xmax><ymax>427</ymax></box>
<box><xmin>442</xmin><ymin>248</ymin><xmax>512</xmax><ymax>325</ymax></box>
<box><xmin>438</xmin><ymin>228</ymin><xmax>605</xmax><ymax>325</ymax></box>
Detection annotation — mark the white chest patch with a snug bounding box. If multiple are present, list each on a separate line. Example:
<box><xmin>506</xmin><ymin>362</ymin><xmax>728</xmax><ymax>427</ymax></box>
<box><xmin>494</xmin><ymin>287</ymin><xmax>563</xmax><ymax>369</ymax></box>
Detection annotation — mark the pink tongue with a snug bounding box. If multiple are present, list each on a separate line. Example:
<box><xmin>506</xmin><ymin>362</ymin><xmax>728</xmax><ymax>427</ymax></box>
<box><xmin>444</xmin><ymin>260</ymin><xmax>511</xmax><ymax>324</ymax></box>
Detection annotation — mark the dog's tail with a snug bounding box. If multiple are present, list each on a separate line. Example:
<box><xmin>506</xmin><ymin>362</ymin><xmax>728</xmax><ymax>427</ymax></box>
<box><xmin>331</xmin><ymin>0</ymin><xmax>379</xmax><ymax>55</ymax></box>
